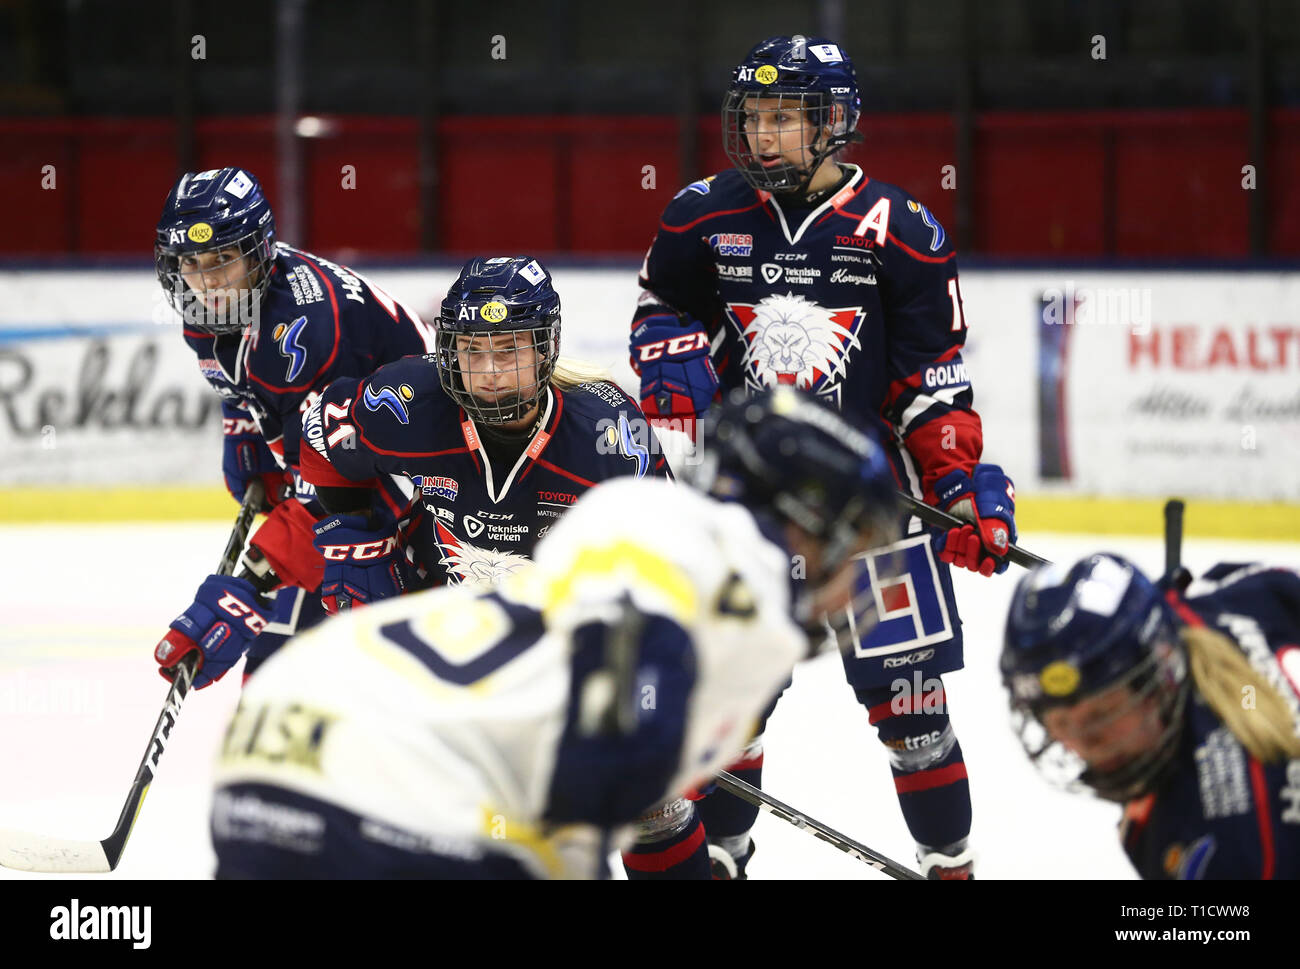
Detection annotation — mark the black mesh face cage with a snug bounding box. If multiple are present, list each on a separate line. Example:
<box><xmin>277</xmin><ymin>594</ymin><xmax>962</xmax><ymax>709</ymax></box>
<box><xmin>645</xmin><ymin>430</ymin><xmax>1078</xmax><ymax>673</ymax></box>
<box><xmin>435</xmin><ymin>325</ymin><xmax>557</xmax><ymax>426</ymax></box>
<box><xmin>155</xmin><ymin>230</ymin><xmax>275</xmax><ymax>335</ymax></box>
<box><xmin>1011</xmin><ymin>640</ymin><xmax>1189</xmax><ymax>803</ymax></box>
<box><xmin>722</xmin><ymin>89</ymin><xmax>844</xmax><ymax>193</ymax></box>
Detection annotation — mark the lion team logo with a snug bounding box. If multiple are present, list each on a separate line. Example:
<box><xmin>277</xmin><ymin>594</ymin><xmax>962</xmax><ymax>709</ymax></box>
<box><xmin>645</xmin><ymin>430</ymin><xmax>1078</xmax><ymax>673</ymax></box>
<box><xmin>724</xmin><ymin>293</ymin><xmax>866</xmax><ymax>407</ymax></box>
<box><xmin>433</xmin><ymin>520</ymin><xmax>531</xmax><ymax>586</ymax></box>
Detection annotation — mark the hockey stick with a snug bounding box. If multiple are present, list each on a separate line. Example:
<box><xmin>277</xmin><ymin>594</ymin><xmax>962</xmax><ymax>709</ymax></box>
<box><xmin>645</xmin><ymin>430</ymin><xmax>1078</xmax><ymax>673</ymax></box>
<box><xmin>894</xmin><ymin>490</ymin><xmax>1050</xmax><ymax>570</ymax></box>
<box><xmin>714</xmin><ymin>770</ymin><xmax>924</xmax><ymax>880</ymax></box>
<box><xmin>0</xmin><ymin>480</ymin><xmax>265</xmax><ymax>874</ymax></box>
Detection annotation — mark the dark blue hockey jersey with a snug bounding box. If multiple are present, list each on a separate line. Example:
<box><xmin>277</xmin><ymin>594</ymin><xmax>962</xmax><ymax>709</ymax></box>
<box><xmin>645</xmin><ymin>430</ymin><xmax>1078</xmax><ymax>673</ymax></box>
<box><xmin>637</xmin><ymin>166</ymin><xmax>980</xmax><ymax>501</ymax></box>
<box><xmin>300</xmin><ymin>354</ymin><xmax>670</xmax><ymax>587</ymax></box>
<box><xmin>183</xmin><ymin>244</ymin><xmax>432</xmax><ymax>497</ymax></box>
<box><xmin>1120</xmin><ymin>563</ymin><xmax>1300</xmax><ymax>879</ymax></box>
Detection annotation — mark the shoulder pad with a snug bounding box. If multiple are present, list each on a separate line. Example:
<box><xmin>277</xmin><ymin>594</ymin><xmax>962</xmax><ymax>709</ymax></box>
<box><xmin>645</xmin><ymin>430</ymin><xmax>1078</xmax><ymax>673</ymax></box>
<box><xmin>567</xmin><ymin>380</ymin><xmax>633</xmax><ymax>412</ymax></box>
<box><xmin>351</xmin><ymin>356</ymin><xmax>457</xmax><ymax>456</ymax></box>
<box><xmin>862</xmin><ymin>179</ymin><xmax>954</xmax><ymax>259</ymax></box>
<box><xmin>247</xmin><ymin>274</ymin><xmax>342</xmax><ymax>394</ymax></box>
<box><xmin>660</xmin><ymin>170</ymin><xmax>756</xmax><ymax>228</ymax></box>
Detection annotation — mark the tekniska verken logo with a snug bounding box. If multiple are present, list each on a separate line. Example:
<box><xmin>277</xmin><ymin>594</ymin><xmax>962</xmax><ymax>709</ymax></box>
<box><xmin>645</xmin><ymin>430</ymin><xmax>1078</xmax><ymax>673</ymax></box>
<box><xmin>49</xmin><ymin>899</ymin><xmax>151</xmax><ymax>949</ymax></box>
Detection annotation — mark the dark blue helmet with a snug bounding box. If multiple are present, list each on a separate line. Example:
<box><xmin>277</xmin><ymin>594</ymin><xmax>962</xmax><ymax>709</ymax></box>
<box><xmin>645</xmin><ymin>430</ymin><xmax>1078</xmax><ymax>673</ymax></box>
<box><xmin>155</xmin><ymin>167</ymin><xmax>277</xmax><ymax>334</ymax></box>
<box><xmin>435</xmin><ymin>256</ymin><xmax>561</xmax><ymax>427</ymax></box>
<box><xmin>691</xmin><ymin>386</ymin><xmax>899</xmax><ymax>645</ymax></box>
<box><xmin>1001</xmin><ymin>553</ymin><xmax>1189</xmax><ymax>801</ymax></box>
<box><xmin>722</xmin><ymin>35</ymin><xmax>862</xmax><ymax>193</ymax></box>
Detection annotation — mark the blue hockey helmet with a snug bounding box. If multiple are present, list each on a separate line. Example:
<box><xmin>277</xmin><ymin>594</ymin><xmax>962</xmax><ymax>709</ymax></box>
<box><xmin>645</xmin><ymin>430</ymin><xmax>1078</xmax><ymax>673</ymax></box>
<box><xmin>722</xmin><ymin>34</ymin><xmax>862</xmax><ymax>193</ymax></box>
<box><xmin>155</xmin><ymin>167</ymin><xmax>277</xmax><ymax>335</ymax></box>
<box><xmin>435</xmin><ymin>256</ymin><xmax>561</xmax><ymax>427</ymax></box>
<box><xmin>1001</xmin><ymin>554</ymin><xmax>1189</xmax><ymax>802</ymax></box>
<box><xmin>690</xmin><ymin>386</ymin><xmax>900</xmax><ymax>646</ymax></box>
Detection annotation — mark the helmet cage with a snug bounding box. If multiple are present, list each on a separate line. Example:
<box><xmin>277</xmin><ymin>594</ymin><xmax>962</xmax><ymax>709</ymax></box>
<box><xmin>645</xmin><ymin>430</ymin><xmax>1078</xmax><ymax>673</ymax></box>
<box><xmin>723</xmin><ymin>89</ymin><xmax>854</xmax><ymax>193</ymax></box>
<box><xmin>155</xmin><ymin>228</ymin><xmax>274</xmax><ymax>335</ymax></box>
<box><xmin>1011</xmin><ymin>632</ymin><xmax>1189</xmax><ymax>802</ymax></box>
<box><xmin>435</xmin><ymin>322</ymin><xmax>558</xmax><ymax>426</ymax></box>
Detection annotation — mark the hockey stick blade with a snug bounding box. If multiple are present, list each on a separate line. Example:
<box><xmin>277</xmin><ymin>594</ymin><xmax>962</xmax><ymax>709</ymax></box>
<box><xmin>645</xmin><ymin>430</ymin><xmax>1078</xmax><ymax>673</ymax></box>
<box><xmin>0</xmin><ymin>833</ymin><xmax>112</xmax><ymax>873</ymax></box>
<box><xmin>715</xmin><ymin>771</ymin><xmax>924</xmax><ymax>880</ymax></box>
<box><xmin>0</xmin><ymin>621</ymin><xmax>199</xmax><ymax>873</ymax></box>
<box><xmin>894</xmin><ymin>490</ymin><xmax>1049</xmax><ymax>569</ymax></box>
<box><xmin>0</xmin><ymin>482</ymin><xmax>261</xmax><ymax>874</ymax></box>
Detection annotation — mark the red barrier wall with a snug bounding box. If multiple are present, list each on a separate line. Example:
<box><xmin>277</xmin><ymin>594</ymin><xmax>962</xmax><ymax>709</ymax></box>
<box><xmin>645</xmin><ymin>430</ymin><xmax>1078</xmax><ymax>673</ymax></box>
<box><xmin>1</xmin><ymin>110</ymin><xmax>1296</xmax><ymax>258</ymax></box>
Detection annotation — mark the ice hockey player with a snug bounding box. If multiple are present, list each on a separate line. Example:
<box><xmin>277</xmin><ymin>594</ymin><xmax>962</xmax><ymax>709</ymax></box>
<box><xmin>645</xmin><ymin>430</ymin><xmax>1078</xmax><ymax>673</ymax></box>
<box><xmin>1002</xmin><ymin>554</ymin><xmax>1300</xmax><ymax>879</ymax></box>
<box><xmin>296</xmin><ymin>255</ymin><xmax>669</xmax><ymax>604</ymax></box>
<box><xmin>299</xmin><ymin>254</ymin><xmax>709</xmax><ymax>876</ymax></box>
<box><xmin>629</xmin><ymin>34</ymin><xmax>1016</xmax><ymax>878</ymax></box>
<box><xmin>209</xmin><ymin>386</ymin><xmax>900</xmax><ymax>879</ymax></box>
<box><xmin>152</xmin><ymin>167</ymin><xmax>432</xmax><ymax>689</ymax></box>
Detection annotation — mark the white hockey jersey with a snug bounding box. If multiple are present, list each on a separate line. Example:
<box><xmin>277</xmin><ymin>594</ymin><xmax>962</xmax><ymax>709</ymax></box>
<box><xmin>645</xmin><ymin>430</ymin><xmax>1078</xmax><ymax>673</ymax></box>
<box><xmin>212</xmin><ymin>478</ymin><xmax>804</xmax><ymax>878</ymax></box>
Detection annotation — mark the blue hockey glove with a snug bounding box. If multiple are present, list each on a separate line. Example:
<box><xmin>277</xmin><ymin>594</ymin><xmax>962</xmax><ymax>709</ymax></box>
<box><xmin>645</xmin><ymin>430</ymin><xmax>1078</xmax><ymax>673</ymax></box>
<box><xmin>155</xmin><ymin>575</ymin><xmax>273</xmax><ymax>689</ymax></box>
<box><xmin>629</xmin><ymin>313</ymin><xmax>719</xmax><ymax>426</ymax></box>
<box><xmin>312</xmin><ymin>513</ymin><xmax>413</xmax><ymax>614</ymax></box>
<box><xmin>221</xmin><ymin>400</ymin><xmax>288</xmax><ymax>510</ymax></box>
<box><xmin>932</xmin><ymin>464</ymin><xmax>1016</xmax><ymax>576</ymax></box>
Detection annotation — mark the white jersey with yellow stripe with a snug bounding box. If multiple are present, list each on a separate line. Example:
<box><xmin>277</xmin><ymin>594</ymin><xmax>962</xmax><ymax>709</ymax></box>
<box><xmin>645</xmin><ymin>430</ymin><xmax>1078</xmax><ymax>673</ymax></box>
<box><xmin>213</xmin><ymin>478</ymin><xmax>803</xmax><ymax>878</ymax></box>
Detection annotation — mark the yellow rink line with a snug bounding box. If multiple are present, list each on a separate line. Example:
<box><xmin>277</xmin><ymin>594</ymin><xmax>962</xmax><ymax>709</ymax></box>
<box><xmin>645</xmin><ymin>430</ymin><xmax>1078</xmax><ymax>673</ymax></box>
<box><xmin>2</xmin><ymin>486</ymin><xmax>1300</xmax><ymax>541</ymax></box>
<box><xmin>0</xmin><ymin>487</ymin><xmax>1297</xmax><ymax>541</ymax></box>
<box><xmin>1015</xmin><ymin>496</ymin><xmax>1299</xmax><ymax>541</ymax></box>
<box><xmin>2</xmin><ymin>487</ymin><xmax>241</xmax><ymax>523</ymax></box>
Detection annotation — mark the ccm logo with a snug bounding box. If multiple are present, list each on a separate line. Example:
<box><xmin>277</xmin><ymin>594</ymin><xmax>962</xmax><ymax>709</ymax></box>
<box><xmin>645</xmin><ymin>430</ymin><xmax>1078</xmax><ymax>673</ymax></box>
<box><xmin>882</xmin><ymin>648</ymin><xmax>936</xmax><ymax>668</ymax></box>
<box><xmin>222</xmin><ymin>417</ymin><xmax>258</xmax><ymax>435</ymax></box>
<box><xmin>320</xmin><ymin>537</ymin><xmax>398</xmax><ymax>561</ymax></box>
<box><xmin>637</xmin><ymin>332</ymin><xmax>708</xmax><ymax>362</ymax></box>
<box><xmin>217</xmin><ymin>593</ymin><xmax>267</xmax><ymax>634</ymax></box>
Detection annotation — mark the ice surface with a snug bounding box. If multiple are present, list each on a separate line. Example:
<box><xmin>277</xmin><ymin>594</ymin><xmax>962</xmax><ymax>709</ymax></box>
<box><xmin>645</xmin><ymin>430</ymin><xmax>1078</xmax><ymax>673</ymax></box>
<box><xmin>2</xmin><ymin>523</ymin><xmax>1297</xmax><ymax>880</ymax></box>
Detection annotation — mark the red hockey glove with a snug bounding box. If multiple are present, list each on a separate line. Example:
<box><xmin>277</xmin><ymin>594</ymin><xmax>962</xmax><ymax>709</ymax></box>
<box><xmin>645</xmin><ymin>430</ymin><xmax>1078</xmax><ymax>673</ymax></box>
<box><xmin>932</xmin><ymin>464</ymin><xmax>1017</xmax><ymax>576</ymax></box>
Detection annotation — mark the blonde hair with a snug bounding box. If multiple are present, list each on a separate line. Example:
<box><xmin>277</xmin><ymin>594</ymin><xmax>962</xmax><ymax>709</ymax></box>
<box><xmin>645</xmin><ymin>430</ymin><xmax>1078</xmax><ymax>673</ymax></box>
<box><xmin>551</xmin><ymin>357</ymin><xmax>617</xmax><ymax>392</ymax></box>
<box><xmin>1183</xmin><ymin>624</ymin><xmax>1300</xmax><ymax>762</ymax></box>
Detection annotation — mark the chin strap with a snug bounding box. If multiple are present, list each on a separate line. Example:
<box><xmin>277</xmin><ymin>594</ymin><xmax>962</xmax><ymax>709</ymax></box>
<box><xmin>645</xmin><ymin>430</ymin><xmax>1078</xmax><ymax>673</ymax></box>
<box><xmin>478</xmin><ymin>412</ymin><xmax>543</xmax><ymax>445</ymax></box>
<box><xmin>774</xmin><ymin>162</ymin><xmax>853</xmax><ymax>207</ymax></box>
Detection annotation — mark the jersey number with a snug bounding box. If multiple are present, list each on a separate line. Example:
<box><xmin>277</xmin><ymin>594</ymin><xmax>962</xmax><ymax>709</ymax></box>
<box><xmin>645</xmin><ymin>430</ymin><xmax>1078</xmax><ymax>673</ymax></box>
<box><xmin>378</xmin><ymin>595</ymin><xmax>543</xmax><ymax>687</ymax></box>
<box><xmin>323</xmin><ymin>401</ymin><xmax>354</xmax><ymax>448</ymax></box>
<box><xmin>948</xmin><ymin>279</ymin><xmax>965</xmax><ymax>332</ymax></box>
